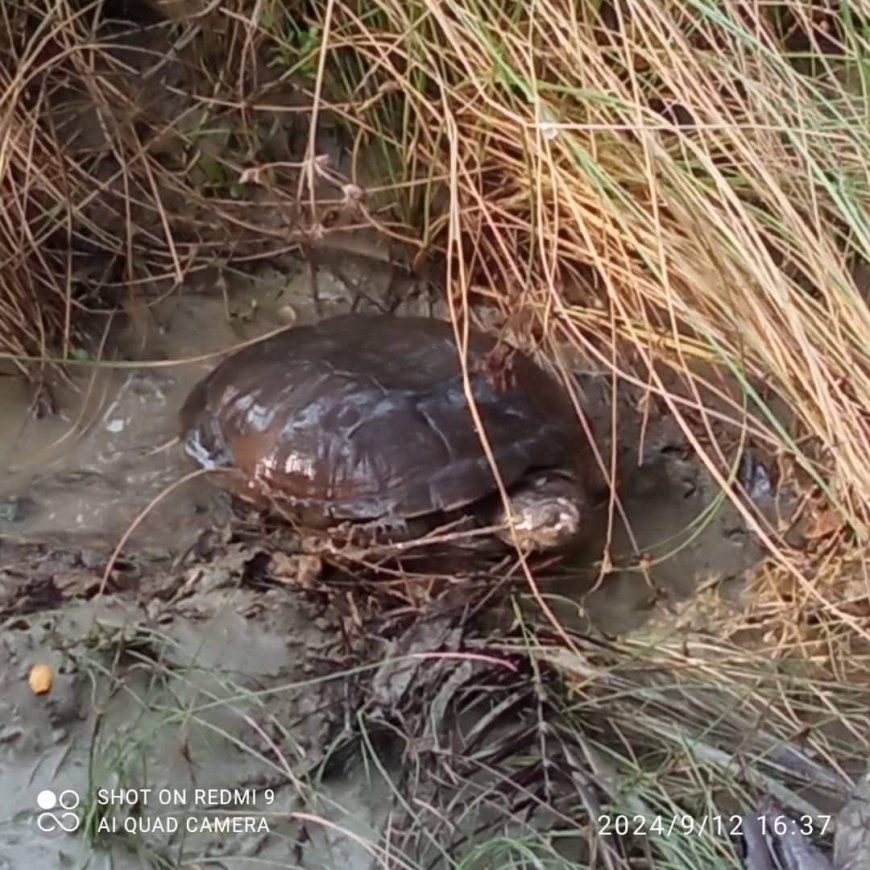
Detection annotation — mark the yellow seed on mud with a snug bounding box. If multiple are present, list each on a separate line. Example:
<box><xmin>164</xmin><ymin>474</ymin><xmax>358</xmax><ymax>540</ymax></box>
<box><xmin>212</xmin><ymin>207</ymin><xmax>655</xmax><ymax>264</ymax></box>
<box><xmin>28</xmin><ymin>664</ymin><xmax>53</xmax><ymax>695</ymax></box>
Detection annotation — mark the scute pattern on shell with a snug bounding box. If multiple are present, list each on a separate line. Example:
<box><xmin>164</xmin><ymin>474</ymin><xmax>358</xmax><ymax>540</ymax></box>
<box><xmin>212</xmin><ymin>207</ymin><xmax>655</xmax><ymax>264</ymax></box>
<box><xmin>180</xmin><ymin>315</ymin><xmax>584</xmax><ymax>523</ymax></box>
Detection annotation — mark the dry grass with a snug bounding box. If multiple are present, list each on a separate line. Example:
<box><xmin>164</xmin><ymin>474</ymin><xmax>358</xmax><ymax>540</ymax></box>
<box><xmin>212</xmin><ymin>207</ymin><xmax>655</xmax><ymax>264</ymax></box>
<box><xmin>318</xmin><ymin>591</ymin><xmax>870</xmax><ymax>867</ymax></box>
<box><xmin>51</xmin><ymin>574</ymin><xmax>868</xmax><ymax>868</ymax></box>
<box><xmin>293</xmin><ymin>0</ymin><xmax>869</xmax><ymax>682</ymax></box>
<box><xmin>306</xmin><ymin>0</ymin><xmax>869</xmax><ymax>524</ymax></box>
<box><xmin>0</xmin><ymin>0</ymin><xmax>363</xmax><ymax>375</ymax></box>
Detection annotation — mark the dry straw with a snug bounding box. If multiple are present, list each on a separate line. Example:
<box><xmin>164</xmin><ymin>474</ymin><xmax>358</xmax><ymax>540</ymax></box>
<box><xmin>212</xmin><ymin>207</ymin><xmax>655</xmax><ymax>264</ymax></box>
<box><xmin>315</xmin><ymin>0</ymin><xmax>868</xmax><ymax>526</ymax></box>
<box><xmin>304</xmin><ymin>0</ymin><xmax>869</xmax><ymax>658</ymax></box>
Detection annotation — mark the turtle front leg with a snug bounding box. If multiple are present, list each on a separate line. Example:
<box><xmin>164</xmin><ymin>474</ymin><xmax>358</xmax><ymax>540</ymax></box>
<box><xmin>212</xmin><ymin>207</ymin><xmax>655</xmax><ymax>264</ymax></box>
<box><xmin>333</xmin><ymin>515</ymin><xmax>413</xmax><ymax>548</ymax></box>
<box><xmin>492</xmin><ymin>471</ymin><xmax>588</xmax><ymax>552</ymax></box>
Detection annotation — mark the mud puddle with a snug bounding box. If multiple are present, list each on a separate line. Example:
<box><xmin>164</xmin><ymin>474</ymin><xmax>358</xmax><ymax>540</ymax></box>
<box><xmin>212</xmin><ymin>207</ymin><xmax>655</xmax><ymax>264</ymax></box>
<box><xmin>0</xmin><ymin>240</ymin><xmax>802</xmax><ymax>868</ymax></box>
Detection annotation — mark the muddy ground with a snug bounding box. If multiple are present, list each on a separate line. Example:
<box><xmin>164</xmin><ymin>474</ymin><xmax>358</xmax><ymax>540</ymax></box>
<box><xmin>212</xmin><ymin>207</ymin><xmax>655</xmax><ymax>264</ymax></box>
<box><xmin>0</xmin><ymin>232</ymin><xmax>821</xmax><ymax>869</ymax></box>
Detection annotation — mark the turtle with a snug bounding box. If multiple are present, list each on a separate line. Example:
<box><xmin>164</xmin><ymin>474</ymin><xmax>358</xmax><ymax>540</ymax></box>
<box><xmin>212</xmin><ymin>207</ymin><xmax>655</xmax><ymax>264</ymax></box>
<box><xmin>179</xmin><ymin>314</ymin><xmax>590</xmax><ymax>551</ymax></box>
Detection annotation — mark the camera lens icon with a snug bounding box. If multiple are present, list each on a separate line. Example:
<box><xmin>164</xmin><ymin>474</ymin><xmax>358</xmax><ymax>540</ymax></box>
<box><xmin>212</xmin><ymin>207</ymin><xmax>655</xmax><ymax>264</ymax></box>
<box><xmin>36</xmin><ymin>789</ymin><xmax>81</xmax><ymax>833</ymax></box>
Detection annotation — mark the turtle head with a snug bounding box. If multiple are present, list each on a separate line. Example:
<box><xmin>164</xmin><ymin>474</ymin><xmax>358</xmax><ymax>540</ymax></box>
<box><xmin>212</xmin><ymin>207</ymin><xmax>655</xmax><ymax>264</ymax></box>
<box><xmin>493</xmin><ymin>471</ymin><xmax>587</xmax><ymax>552</ymax></box>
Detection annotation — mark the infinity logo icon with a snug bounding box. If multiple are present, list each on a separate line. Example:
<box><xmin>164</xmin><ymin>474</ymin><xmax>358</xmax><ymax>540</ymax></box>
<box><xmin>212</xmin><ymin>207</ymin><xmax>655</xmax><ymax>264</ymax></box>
<box><xmin>36</xmin><ymin>789</ymin><xmax>81</xmax><ymax>833</ymax></box>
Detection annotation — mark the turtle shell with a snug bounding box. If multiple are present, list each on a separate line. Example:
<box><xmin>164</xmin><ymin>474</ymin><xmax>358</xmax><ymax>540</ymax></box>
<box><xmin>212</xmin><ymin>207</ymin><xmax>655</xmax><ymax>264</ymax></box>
<box><xmin>179</xmin><ymin>314</ymin><xmax>584</xmax><ymax>523</ymax></box>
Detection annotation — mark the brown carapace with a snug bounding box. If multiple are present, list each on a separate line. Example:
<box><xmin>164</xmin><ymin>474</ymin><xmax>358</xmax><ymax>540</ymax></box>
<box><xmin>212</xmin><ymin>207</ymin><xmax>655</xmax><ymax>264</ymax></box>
<box><xmin>179</xmin><ymin>314</ymin><xmax>589</xmax><ymax>550</ymax></box>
